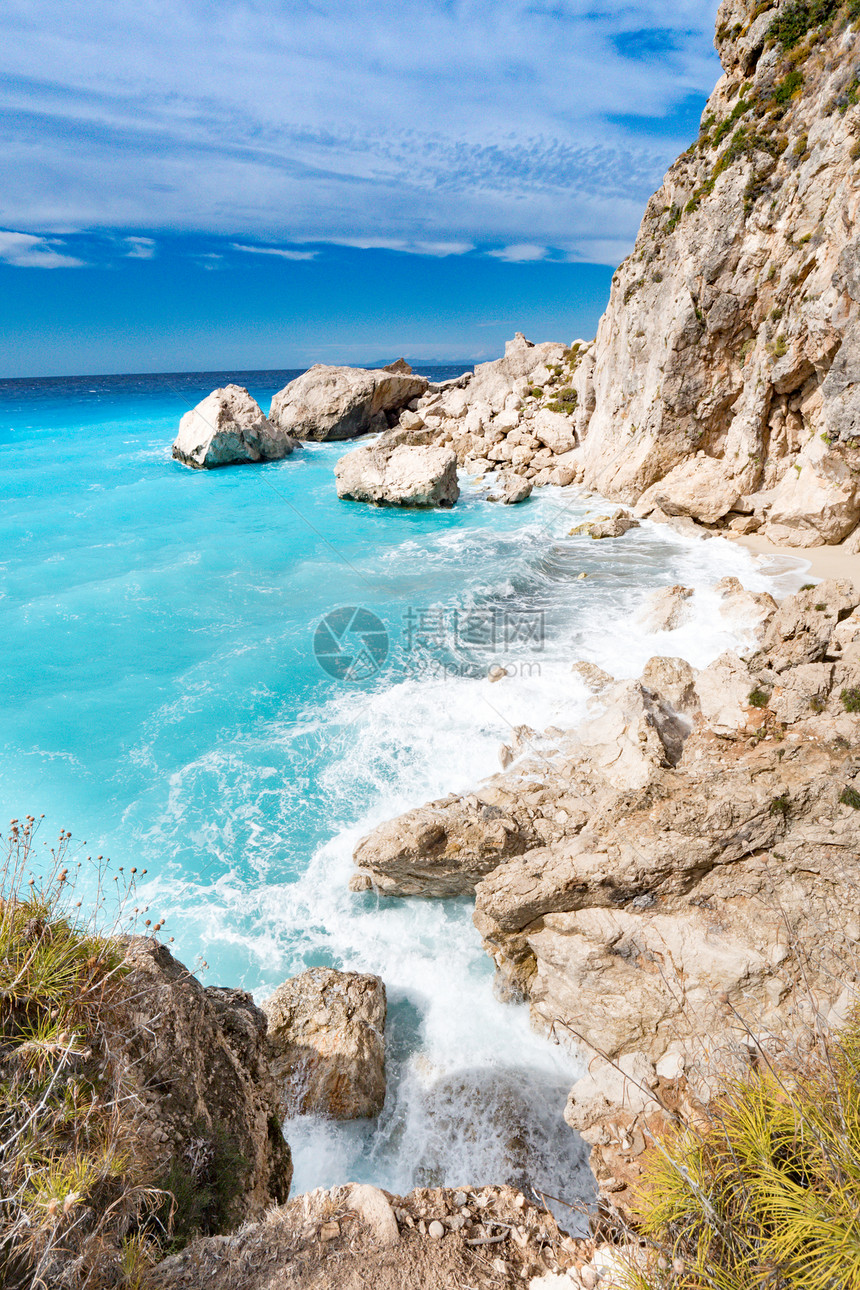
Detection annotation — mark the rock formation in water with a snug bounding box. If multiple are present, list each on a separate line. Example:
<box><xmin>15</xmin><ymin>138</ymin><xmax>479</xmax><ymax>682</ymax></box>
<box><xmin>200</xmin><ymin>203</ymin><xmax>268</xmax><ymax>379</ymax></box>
<box><xmin>353</xmin><ymin>0</ymin><xmax>860</xmax><ymax>546</ymax></box>
<box><xmin>174</xmin><ymin>0</ymin><xmax>860</xmax><ymax>542</ymax></box>
<box><xmin>352</xmin><ymin>577</ymin><xmax>860</xmax><ymax>1211</ymax></box>
<box><xmin>262</xmin><ymin>967</ymin><xmax>387</xmax><ymax>1119</ymax></box>
<box><xmin>172</xmin><ymin>385</ymin><xmax>297</xmax><ymax>469</ymax></box>
<box><xmin>335</xmin><ymin>434</ymin><xmax>460</xmax><ymax>507</ymax></box>
<box><xmin>269</xmin><ymin>362</ymin><xmax>429</xmax><ymax>442</ymax></box>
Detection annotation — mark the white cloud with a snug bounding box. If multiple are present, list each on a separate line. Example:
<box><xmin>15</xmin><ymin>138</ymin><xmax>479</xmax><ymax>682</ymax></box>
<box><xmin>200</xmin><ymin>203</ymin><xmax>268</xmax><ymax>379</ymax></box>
<box><xmin>0</xmin><ymin>1</ymin><xmax>723</xmax><ymax>263</ymax></box>
<box><xmin>125</xmin><ymin>236</ymin><xmax>156</xmax><ymax>258</ymax></box>
<box><xmin>327</xmin><ymin>238</ymin><xmax>474</xmax><ymax>256</ymax></box>
<box><xmin>231</xmin><ymin>243</ymin><xmax>318</xmax><ymax>260</ymax></box>
<box><xmin>0</xmin><ymin>230</ymin><xmax>85</xmax><ymax>268</ymax></box>
<box><xmin>489</xmin><ymin>243</ymin><xmax>550</xmax><ymax>263</ymax></box>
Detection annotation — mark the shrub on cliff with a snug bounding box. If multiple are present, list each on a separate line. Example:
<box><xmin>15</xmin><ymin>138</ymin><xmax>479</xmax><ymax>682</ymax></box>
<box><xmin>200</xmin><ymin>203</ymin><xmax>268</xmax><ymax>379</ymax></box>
<box><xmin>768</xmin><ymin>0</ymin><xmax>841</xmax><ymax>51</ymax></box>
<box><xmin>0</xmin><ymin>820</ymin><xmax>161</xmax><ymax>1288</ymax></box>
<box><xmin>624</xmin><ymin>1012</ymin><xmax>860</xmax><ymax>1289</ymax></box>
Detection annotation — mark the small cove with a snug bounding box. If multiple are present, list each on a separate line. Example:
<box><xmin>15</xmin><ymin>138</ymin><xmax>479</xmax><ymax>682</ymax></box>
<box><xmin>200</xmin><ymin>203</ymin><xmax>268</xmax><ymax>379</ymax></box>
<box><xmin>0</xmin><ymin>369</ymin><xmax>809</xmax><ymax>1221</ymax></box>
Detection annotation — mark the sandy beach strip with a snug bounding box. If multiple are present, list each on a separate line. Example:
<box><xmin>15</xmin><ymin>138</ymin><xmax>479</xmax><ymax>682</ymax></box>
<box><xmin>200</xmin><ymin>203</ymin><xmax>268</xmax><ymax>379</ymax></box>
<box><xmin>727</xmin><ymin>531</ymin><xmax>860</xmax><ymax>584</ymax></box>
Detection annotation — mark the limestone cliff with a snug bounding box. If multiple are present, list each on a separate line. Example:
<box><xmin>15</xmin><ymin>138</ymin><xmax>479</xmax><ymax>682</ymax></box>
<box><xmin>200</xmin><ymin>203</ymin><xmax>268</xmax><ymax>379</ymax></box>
<box><xmin>572</xmin><ymin>0</ymin><xmax>860</xmax><ymax>546</ymax></box>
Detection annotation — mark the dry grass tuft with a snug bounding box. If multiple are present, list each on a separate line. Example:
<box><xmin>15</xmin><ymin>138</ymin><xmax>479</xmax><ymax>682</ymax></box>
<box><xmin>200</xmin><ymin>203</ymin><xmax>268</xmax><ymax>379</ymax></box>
<box><xmin>0</xmin><ymin>818</ymin><xmax>163</xmax><ymax>1289</ymax></box>
<box><xmin>621</xmin><ymin>1011</ymin><xmax>860</xmax><ymax>1289</ymax></box>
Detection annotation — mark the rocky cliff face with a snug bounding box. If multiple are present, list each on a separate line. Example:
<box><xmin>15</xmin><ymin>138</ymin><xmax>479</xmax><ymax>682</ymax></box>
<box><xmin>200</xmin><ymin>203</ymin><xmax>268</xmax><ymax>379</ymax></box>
<box><xmin>572</xmin><ymin>0</ymin><xmax>860</xmax><ymax>547</ymax></box>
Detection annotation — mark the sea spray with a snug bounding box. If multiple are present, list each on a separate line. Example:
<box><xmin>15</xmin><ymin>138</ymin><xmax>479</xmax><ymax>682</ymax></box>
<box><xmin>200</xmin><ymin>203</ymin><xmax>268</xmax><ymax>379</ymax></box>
<box><xmin>0</xmin><ymin>372</ymin><xmax>811</xmax><ymax>1220</ymax></box>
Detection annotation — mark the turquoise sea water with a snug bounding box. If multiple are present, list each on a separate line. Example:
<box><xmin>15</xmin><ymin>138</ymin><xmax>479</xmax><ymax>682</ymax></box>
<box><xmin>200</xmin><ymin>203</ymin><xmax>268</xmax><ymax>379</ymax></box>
<box><xmin>0</xmin><ymin>369</ymin><xmax>808</xmax><ymax>1215</ymax></box>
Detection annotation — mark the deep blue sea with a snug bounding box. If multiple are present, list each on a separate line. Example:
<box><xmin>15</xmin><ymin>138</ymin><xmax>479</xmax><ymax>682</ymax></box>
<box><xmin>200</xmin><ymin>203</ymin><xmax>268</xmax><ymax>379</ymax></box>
<box><xmin>0</xmin><ymin>367</ymin><xmax>809</xmax><ymax>1213</ymax></box>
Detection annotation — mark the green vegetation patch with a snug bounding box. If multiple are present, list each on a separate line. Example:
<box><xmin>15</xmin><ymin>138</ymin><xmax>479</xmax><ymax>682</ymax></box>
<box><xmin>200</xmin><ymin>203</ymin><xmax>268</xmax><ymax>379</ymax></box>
<box><xmin>772</xmin><ymin>68</ymin><xmax>805</xmax><ymax>104</ymax></box>
<box><xmin>841</xmin><ymin>685</ymin><xmax>860</xmax><ymax>712</ymax></box>
<box><xmin>158</xmin><ymin>1123</ymin><xmax>247</xmax><ymax>1253</ymax></box>
<box><xmin>840</xmin><ymin>785</ymin><xmax>860</xmax><ymax>808</ymax></box>
<box><xmin>768</xmin><ymin>0</ymin><xmax>840</xmax><ymax>50</ymax></box>
<box><xmin>749</xmin><ymin>687</ymin><xmax>771</xmax><ymax>708</ymax></box>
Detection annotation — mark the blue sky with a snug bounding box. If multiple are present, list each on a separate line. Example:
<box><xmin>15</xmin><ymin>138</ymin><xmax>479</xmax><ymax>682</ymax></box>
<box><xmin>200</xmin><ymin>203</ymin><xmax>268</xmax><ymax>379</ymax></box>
<box><xmin>0</xmin><ymin>0</ymin><xmax>722</xmax><ymax>377</ymax></box>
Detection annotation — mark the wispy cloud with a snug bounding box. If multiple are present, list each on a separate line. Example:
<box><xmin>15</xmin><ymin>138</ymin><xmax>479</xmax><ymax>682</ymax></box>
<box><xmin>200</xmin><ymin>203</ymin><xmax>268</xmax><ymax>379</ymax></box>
<box><xmin>125</xmin><ymin>236</ymin><xmax>156</xmax><ymax>258</ymax></box>
<box><xmin>489</xmin><ymin>244</ymin><xmax>550</xmax><ymax>263</ymax></box>
<box><xmin>0</xmin><ymin>0</ymin><xmax>722</xmax><ymax>265</ymax></box>
<box><xmin>0</xmin><ymin>230</ymin><xmax>85</xmax><ymax>269</ymax></box>
<box><xmin>231</xmin><ymin>243</ymin><xmax>318</xmax><ymax>260</ymax></box>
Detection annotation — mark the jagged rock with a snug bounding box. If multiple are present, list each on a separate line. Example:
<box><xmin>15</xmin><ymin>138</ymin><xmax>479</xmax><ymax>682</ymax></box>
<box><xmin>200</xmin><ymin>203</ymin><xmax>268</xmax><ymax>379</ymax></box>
<box><xmin>637</xmin><ymin>584</ymin><xmax>695</xmax><ymax>632</ymax></box>
<box><xmin>754</xmin><ymin>579</ymin><xmax>860</xmax><ymax>671</ymax></box>
<box><xmin>572</xmin><ymin>509</ymin><xmax>638</xmax><ymax>539</ymax></box>
<box><xmin>335</xmin><ymin>439</ymin><xmax>459</xmax><ymax>507</ymax></box>
<box><xmin>572</xmin><ymin>662</ymin><xmax>616</xmax><ymax>693</ymax></box>
<box><xmin>694</xmin><ymin>650</ymin><xmax>758</xmax><ymax>734</ymax></box>
<box><xmin>172</xmin><ymin>385</ymin><xmax>297</xmax><ymax>469</ymax></box>
<box><xmin>771</xmin><ymin>661</ymin><xmax>834</xmax><ymax>725</ymax></box>
<box><xmin>487</xmin><ymin>471</ymin><xmax>533</xmax><ymax>504</ymax></box>
<box><xmin>715</xmin><ymin>576</ymin><xmax>778</xmax><ymax>633</ymax></box>
<box><xmin>766</xmin><ymin>433</ymin><xmax>860</xmax><ymax>546</ymax></box>
<box><xmin>120</xmin><ymin>939</ymin><xmax>292</xmax><ymax>1226</ymax></box>
<box><xmin>270</xmin><ymin>364</ymin><xmax>428</xmax><ymax>441</ymax></box>
<box><xmin>350</xmin><ymin>793</ymin><xmax>536</xmax><ymax>897</ymax></box>
<box><xmin>566</xmin><ymin>0</ymin><xmax>860</xmax><ymax>546</ymax></box>
<box><xmin>636</xmin><ymin>457</ymin><xmax>741</xmax><ymax>525</ymax></box>
<box><xmin>355</xmin><ymin>581</ymin><xmax>860</xmax><ymax>1180</ymax></box>
<box><xmin>262</xmin><ymin>968</ymin><xmax>386</xmax><ymax>1120</ymax></box>
<box><xmin>533</xmin><ymin>409</ymin><xmax>577</xmax><ymax>455</ymax></box>
<box><xmin>575</xmin><ymin>679</ymin><xmax>690</xmax><ymax>789</ymax></box>
<box><xmin>641</xmin><ymin>655</ymin><xmax>699</xmax><ymax>716</ymax></box>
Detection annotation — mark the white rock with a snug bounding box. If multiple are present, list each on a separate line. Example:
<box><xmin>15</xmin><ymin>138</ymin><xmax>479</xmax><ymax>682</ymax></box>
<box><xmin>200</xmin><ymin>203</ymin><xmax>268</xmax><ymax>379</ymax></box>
<box><xmin>346</xmin><ymin>1184</ymin><xmax>399</xmax><ymax>1246</ymax></box>
<box><xmin>655</xmin><ymin>1050</ymin><xmax>685</xmax><ymax>1080</ymax></box>
<box><xmin>695</xmin><ymin>651</ymin><xmax>757</xmax><ymax>734</ymax></box>
<box><xmin>172</xmin><ymin>385</ymin><xmax>296</xmax><ymax>469</ymax></box>
<box><xmin>270</xmin><ymin>364</ymin><xmax>428</xmax><ymax>441</ymax></box>
<box><xmin>335</xmin><ymin>441</ymin><xmax>460</xmax><ymax>508</ymax></box>
<box><xmin>488</xmin><ymin>471</ymin><xmax>533</xmax><ymax>505</ymax></box>
<box><xmin>533</xmin><ymin>409</ymin><xmax>577</xmax><ymax>454</ymax></box>
<box><xmin>638</xmin><ymin>585</ymin><xmax>695</xmax><ymax>633</ymax></box>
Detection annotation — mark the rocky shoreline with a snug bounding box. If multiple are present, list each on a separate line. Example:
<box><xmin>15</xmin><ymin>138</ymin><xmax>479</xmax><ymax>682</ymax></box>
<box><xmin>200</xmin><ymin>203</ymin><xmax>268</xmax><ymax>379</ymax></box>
<box><xmin>148</xmin><ymin>0</ymin><xmax>860</xmax><ymax>1283</ymax></box>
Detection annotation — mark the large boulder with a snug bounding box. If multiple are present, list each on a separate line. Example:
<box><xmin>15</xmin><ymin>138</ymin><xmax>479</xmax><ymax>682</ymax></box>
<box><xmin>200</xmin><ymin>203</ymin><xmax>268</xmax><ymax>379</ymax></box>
<box><xmin>487</xmin><ymin>471</ymin><xmax>532</xmax><ymax>504</ymax></box>
<box><xmin>262</xmin><ymin>968</ymin><xmax>387</xmax><ymax>1120</ymax></box>
<box><xmin>172</xmin><ymin>385</ymin><xmax>296</xmax><ymax>469</ymax></box>
<box><xmin>335</xmin><ymin>439</ymin><xmax>459</xmax><ymax>507</ymax></box>
<box><xmin>269</xmin><ymin>364</ymin><xmax>428</xmax><ymax>441</ymax></box>
<box><xmin>120</xmin><ymin>939</ymin><xmax>293</xmax><ymax>1227</ymax></box>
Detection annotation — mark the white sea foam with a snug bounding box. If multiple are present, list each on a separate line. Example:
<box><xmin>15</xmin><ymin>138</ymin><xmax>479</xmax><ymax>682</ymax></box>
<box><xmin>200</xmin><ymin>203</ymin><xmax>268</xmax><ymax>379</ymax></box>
<box><xmin>128</xmin><ymin>494</ymin><xmax>810</xmax><ymax>1222</ymax></box>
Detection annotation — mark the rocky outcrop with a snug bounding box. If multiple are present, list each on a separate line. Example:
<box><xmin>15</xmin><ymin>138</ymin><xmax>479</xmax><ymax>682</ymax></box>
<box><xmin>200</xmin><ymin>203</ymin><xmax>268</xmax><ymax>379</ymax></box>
<box><xmin>385</xmin><ymin>333</ymin><xmax>587</xmax><ymax>488</ymax></box>
<box><xmin>262</xmin><ymin>967</ymin><xmax>387</xmax><ymax>1120</ymax></box>
<box><xmin>566</xmin><ymin>0</ymin><xmax>860</xmax><ymax>548</ymax></box>
<box><xmin>569</xmin><ymin>509</ymin><xmax>639</xmax><ymax>540</ymax></box>
<box><xmin>352</xmin><ymin>579</ymin><xmax>860</xmax><ymax>1215</ymax></box>
<box><xmin>350</xmin><ymin>791</ymin><xmax>540</xmax><ymax>898</ymax></box>
<box><xmin>119</xmin><ymin>938</ymin><xmax>293</xmax><ymax>1227</ymax></box>
<box><xmin>172</xmin><ymin>385</ymin><xmax>297</xmax><ymax>469</ymax></box>
<box><xmin>269</xmin><ymin>364</ymin><xmax>428</xmax><ymax>442</ymax></box>
<box><xmin>488</xmin><ymin>470</ymin><xmax>533</xmax><ymax>504</ymax></box>
<box><xmin>335</xmin><ymin>435</ymin><xmax>460</xmax><ymax>507</ymax></box>
<box><xmin>153</xmin><ymin>1182</ymin><xmax>598</xmax><ymax>1290</ymax></box>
